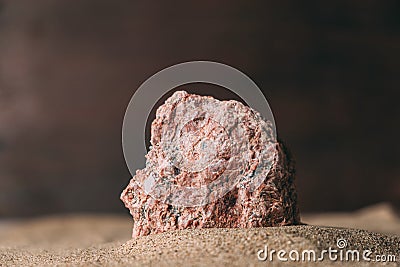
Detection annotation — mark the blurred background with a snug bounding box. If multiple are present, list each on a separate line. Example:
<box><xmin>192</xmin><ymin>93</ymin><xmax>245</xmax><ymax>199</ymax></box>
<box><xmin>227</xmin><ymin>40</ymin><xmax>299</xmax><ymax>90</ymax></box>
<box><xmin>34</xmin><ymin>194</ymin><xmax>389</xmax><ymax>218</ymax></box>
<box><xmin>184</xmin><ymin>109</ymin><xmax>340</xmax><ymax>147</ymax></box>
<box><xmin>0</xmin><ymin>0</ymin><xmax>399</xmax><ymax>218</ymax></box>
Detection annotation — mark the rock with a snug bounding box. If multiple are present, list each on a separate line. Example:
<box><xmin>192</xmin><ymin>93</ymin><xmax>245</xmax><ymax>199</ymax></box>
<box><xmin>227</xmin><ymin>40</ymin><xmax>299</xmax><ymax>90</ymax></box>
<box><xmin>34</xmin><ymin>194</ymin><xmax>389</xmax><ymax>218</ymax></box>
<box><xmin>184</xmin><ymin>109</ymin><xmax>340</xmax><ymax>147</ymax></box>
<box><xmin>121</xmin><ymin>91</ymin><xmax>300</xmax><ymax>237</ymax></box>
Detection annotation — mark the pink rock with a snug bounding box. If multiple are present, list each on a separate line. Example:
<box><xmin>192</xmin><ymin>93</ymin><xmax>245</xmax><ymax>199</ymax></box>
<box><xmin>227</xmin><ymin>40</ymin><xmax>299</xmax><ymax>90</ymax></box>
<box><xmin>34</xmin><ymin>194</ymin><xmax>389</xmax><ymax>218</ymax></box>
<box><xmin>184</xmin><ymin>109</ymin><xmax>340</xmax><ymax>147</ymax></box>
<box><xmin>121</xmin><ymin>91</ymin><xmax>300</xmax><ymax>237</ymax></box>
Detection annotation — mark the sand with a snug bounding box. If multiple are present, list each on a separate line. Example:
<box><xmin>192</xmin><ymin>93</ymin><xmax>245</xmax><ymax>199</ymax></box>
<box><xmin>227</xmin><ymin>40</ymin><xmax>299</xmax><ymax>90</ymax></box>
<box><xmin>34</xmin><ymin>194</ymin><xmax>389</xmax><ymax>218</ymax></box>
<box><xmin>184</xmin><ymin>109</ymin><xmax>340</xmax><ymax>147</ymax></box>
<box><xmin>0</xmin><ymin>203</ymin><xmax>399</xmax><ymax>266</ymax></box>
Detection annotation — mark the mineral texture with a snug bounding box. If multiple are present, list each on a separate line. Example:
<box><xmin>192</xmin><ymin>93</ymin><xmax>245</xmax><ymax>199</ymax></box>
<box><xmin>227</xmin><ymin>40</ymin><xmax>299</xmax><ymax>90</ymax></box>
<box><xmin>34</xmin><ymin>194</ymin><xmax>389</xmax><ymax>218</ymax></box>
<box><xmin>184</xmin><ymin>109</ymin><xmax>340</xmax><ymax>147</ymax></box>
<box><xmin>121</xmin><ymin>91</ymin><xmax>300</xmax><ymax>237</ymax></box>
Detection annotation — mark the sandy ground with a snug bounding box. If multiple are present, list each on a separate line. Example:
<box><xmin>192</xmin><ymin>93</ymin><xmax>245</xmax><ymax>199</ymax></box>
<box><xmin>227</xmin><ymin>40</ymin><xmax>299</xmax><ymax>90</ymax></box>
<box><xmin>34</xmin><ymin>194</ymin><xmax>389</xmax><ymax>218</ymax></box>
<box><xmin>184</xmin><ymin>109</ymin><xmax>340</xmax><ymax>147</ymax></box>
<box><xmin>0</xmin><ymin>203</ymin><xmax>399</xmax><ymax>266</ymax></box>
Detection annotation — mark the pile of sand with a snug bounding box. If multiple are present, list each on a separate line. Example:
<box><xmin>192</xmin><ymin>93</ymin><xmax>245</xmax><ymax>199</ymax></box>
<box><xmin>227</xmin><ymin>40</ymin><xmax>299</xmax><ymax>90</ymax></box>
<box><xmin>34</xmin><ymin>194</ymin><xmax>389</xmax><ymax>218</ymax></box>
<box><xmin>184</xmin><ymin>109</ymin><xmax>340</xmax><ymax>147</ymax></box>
<box><xmin>0</xmin><ymin>203</ymin><xmax>399</xmax><ymax>266</ymax></box>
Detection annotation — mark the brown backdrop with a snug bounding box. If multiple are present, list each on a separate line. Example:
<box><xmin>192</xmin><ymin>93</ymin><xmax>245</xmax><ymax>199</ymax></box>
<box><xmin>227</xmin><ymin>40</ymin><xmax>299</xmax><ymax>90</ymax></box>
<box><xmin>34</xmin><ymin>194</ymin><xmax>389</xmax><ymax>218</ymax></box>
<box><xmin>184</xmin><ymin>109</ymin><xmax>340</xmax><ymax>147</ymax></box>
<box><xmin>0</xmin><ymin>0</ymin><xmax>399</xmax><ymax>217</ymax></box>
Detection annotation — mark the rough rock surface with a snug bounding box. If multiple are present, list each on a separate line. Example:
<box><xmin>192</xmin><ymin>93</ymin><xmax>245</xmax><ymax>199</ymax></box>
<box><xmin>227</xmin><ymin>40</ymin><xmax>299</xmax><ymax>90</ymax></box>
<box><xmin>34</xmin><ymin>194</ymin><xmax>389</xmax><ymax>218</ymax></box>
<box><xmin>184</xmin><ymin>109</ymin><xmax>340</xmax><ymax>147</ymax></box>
<box><xmin>121</xmin><ymin>91</ymin><xmax>300</xmax><ymax>237</ymax></box>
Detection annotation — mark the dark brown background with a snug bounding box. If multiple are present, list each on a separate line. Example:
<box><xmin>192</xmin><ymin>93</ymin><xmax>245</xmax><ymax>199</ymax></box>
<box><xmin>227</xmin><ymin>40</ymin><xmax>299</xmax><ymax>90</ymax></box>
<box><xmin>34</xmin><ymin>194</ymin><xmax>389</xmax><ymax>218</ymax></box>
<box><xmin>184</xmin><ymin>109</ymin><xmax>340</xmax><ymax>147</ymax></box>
<box><xmin>0</xmin><ymin>0</ymin><xmax>399</xmax><ymax>217</ymax></box>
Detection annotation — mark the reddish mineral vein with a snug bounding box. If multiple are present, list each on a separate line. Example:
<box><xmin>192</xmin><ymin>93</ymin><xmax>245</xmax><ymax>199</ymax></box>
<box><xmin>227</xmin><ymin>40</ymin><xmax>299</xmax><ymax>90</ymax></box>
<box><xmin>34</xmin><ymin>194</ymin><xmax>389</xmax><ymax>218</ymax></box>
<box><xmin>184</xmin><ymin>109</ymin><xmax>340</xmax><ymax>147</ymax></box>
<box><xmin>121</xmin><ymin>91</ymin><xmax>300</xmax><ymax>237</ymax></box>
